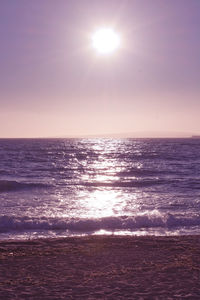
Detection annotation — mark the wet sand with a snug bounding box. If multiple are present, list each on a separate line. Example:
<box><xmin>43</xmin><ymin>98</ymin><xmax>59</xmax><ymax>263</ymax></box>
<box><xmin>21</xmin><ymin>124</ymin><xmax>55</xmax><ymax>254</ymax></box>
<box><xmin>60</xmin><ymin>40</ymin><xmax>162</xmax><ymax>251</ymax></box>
<box><xmin>0</xmin><ymin>235</ymin><xmax>200</xmax><ymax>299</ymax></box>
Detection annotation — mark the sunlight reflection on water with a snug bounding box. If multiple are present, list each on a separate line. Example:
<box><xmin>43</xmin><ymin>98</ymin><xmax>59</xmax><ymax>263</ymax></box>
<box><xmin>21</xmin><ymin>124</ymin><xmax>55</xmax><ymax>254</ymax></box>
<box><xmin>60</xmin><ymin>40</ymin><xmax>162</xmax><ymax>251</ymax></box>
<box><xmin>1</xmin><ymin>138</ymin><xmax>200</xmax><ymax>239</ymax></box>
<box><xmin>55</xmin><ymin>139</ymin><xmax>144</xmax><ymax>219</ymax></box>
<box><xmin>76</xmin><ymin>139</ymin><xmax>141</xmax><ymax>218</ymax></box>
<box><xmin>82</xmin><ymin>189</ymin><xmax>124</xmax><ymax>218</ymax></box>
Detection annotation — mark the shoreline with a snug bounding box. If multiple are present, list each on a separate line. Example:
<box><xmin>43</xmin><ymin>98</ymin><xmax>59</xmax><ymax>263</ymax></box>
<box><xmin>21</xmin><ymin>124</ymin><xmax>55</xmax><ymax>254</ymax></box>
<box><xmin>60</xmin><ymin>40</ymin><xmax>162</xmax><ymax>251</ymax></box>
<box><xmin>0</xmin><ymin>235</ymin><xmax>200</xmax><ymax>299</ymax></box>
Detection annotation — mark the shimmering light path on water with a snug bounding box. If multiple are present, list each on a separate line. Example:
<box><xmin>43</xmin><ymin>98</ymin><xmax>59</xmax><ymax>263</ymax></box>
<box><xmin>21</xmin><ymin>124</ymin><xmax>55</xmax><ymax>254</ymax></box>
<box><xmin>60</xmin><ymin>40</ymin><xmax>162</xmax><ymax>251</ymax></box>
<box><xmin>0</xmin><ymin>138</ymin><xmax>200</xmax><ymax>239</ymax></box>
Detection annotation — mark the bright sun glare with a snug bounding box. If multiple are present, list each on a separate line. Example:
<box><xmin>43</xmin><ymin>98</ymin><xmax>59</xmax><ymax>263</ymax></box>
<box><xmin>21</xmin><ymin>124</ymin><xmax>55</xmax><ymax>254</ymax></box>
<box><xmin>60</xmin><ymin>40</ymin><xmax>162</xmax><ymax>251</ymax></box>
<box><xmin>92</xmin><ymin>28</ymin><xmax>120</xmax><ymax>54</ymax></box>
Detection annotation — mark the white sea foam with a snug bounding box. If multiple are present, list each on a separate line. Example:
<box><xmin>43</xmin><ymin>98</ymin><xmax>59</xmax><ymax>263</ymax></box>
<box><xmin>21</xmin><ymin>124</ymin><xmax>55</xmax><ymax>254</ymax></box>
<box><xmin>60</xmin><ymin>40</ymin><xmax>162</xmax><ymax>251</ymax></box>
<box><xmin>0</xmin><ymin>211</ymin><xmax>200</xmax><ymax>234</ymax></box>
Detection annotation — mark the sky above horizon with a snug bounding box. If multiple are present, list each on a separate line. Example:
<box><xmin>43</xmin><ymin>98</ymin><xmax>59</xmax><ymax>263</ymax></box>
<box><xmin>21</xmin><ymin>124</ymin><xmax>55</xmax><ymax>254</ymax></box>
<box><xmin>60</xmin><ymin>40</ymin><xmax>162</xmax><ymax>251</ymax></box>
<box><xmin>0</xmin><ymin>0</ymin><xmax>200</xmax><ymax>138</ymax></box>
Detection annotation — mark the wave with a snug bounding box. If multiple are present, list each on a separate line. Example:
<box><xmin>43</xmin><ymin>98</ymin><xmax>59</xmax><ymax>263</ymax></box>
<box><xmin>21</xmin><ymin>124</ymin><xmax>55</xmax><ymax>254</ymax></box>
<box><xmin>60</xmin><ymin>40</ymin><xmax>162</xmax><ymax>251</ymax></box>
<box><xmin>79</xmin><ymin>179</ymin><xmax>166</xmax><ymax>188</ymax></box>
<box><xmin>0</xmin><ymin>180</ymin><xmax>50</xmax><ymax>192</ymax></box>
<box><xmin>0</xmin><ymin>212</ymin><xmax>200</xmax><ymax>233</ymax></box>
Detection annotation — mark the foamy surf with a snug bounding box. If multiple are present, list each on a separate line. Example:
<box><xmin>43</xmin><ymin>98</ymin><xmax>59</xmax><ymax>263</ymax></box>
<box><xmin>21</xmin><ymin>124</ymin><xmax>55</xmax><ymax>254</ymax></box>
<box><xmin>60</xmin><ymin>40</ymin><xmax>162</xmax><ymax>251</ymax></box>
<box><xmin>0</xmin><ymin>211</ymin><xmax>200</xmax><ymax>238</ymax></box>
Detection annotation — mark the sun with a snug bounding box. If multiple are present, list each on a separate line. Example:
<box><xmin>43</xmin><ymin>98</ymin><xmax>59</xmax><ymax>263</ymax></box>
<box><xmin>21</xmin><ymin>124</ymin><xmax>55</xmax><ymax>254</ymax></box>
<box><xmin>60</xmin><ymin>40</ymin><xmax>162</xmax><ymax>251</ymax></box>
<box><xmin>92</xmin><ymin>28</ymin><xmax>120</xmax><ymax>55</ymax></box>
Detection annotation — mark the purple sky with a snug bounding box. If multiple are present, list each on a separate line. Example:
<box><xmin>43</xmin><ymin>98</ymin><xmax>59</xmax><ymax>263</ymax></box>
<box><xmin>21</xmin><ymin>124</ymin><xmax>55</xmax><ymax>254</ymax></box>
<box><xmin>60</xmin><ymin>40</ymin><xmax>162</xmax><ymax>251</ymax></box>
<box><xmin>0</xmin><ymin>0</ymin><xmax>200</xmax><ymax>137</ymax></box>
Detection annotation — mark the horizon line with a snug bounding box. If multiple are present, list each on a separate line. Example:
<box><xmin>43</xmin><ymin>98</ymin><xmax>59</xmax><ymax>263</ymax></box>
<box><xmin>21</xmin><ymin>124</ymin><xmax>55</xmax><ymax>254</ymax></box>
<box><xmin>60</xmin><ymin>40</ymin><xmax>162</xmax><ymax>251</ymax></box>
<box><xmin>0</xmin><ymin>133</ymin><xmax>199</xmax><ymax>139</ymax></box>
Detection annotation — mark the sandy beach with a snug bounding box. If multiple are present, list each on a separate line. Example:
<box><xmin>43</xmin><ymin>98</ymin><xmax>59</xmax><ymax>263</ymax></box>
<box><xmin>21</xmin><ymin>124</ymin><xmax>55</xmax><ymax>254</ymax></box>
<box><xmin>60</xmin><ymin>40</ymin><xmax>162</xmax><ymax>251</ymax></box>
<box><xmin>0</xmin><ymin>235</ymin><xmax>200</xmax><ymax>299</ymax></box>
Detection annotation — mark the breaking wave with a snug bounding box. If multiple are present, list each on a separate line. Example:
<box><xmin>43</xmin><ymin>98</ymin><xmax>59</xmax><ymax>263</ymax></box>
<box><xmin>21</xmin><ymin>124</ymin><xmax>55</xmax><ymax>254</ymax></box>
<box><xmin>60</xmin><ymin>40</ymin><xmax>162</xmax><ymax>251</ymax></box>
<box><xmin>0</xmin><ymin>212</ymin><xmax>200</xmax><ymax>233</ymax></box>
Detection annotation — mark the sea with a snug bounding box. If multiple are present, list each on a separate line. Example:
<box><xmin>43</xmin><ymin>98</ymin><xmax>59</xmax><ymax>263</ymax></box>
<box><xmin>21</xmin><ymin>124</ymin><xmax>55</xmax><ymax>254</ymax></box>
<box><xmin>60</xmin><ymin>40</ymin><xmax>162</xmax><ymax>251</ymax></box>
<box><xmin>0</xmin><ymin>138</ymin><xmax>200</xmax><ymax>240</ymax></box>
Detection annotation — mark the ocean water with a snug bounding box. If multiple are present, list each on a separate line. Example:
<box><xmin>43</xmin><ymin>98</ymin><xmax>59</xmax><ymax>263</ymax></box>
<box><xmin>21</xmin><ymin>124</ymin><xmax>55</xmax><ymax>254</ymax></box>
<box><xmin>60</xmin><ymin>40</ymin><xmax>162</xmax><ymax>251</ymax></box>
<box><xmin>0</xmin><ymin>138</ymin><xmax>200</xmax><ymax>240</ymax></box>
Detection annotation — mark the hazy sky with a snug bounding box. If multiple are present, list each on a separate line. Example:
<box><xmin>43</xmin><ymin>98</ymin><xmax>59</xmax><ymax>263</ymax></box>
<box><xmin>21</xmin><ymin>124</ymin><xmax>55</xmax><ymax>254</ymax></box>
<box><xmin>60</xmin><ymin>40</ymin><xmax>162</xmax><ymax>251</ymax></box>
<box><xmin>0</xmin><ymin>0</ymin><xmax>200</xmax><ymax>137</ymax></box>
